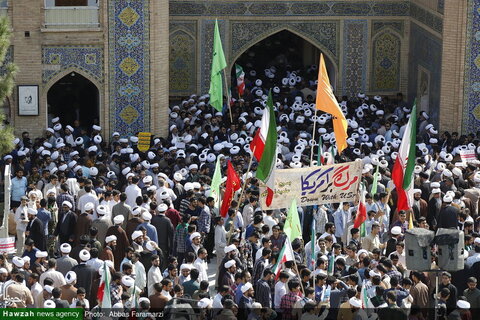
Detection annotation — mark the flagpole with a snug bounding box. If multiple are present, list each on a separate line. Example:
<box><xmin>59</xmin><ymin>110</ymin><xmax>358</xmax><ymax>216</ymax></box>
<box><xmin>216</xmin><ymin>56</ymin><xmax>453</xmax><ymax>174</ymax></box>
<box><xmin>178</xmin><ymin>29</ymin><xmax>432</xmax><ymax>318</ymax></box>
<box><xmin>310</xmin><ymin>109</ymin><xmax>319</xmax><ymax>165</ymax></box>
<box><xmin>234</xmin><ymin>146</ymin><xmax>256</xmax><ymax>217</ymax></box>
<box><xmin>223</xmin><ymin>69</ymin><xmax>233</xmax><ymax>123</ymax></box>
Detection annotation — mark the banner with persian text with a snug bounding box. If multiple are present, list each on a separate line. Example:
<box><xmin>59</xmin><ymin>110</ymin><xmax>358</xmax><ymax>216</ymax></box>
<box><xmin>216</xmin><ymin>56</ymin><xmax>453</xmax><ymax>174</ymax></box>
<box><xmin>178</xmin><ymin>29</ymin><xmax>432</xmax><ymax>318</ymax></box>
<box><xmin>260</xmin><ymin>161</ymin><xmax>363</xmax><ymax>210</ymax></box>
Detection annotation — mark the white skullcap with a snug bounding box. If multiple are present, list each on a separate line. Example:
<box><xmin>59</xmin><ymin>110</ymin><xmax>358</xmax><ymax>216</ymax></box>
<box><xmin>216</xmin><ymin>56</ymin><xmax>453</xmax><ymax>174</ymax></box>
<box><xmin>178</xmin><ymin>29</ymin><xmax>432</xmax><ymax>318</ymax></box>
<box><xmin>143</xmin><ymin>176</ymin><xmax>153</xmax><ymax>184</ymax></box>
<box><xmin>443</xmin><ymin>195</ymin><xmax>453</xmax><ymax>203</ymax></box>
<box><xmin>224</xmin><ymin>260</ymin><xmax>236</xmax><ymax>269</ymax></box>
<box><xmin>457</xmin><ymin>300</ymin><xmax>470</xmax><ymax>309</ymax></box>
<box><xmin>84</xmin><ymin>202</ymin><xmax>94</xmax><ymax>211</ymax></box>
<box><xmin>357</xmin><ymin>249</ymin><xmax>369</xmax><ymax>257</ymax></box>
<box><xmin>197</xmin><ymin>298</ymin><xmax>212</xmax><ymax>309</ymax></box>
<box><xmin>35</xmin><ymin>251</ymin><xmax>48</xmax><ymax>258</ymax></box>
<box><xmin>27</xmin><ymin>208</ymin><xmax>37</xmax><ymax>216</ymax></box>
<box><xmin>44</xmin><ymin>300</ymin><xmax>55</xmax><ymax>308</ymax></box>
<box><xmin>97</xmin><ymin>205</ymin><xmax>107</xmax><ymax>216</ymax></box>
<box><xmin>62</xmin><ymin>201</ymin><xmax>73</xmax><ymax>209</ymax></box>
<box><xmin>224</xmin><ymin>244</ymin><xmax>236</xmax><ymax>254</ymax></box>
<box><xmin>92</xmin><ymin>125</ymin><xmax>101</xmax><ymax>131</ymax></box>
<box><xmin>349</xmin><ymin>297</ymin><xmax>362</xmax><ymax>308</ymax></box>
<box><xmin>0</xmin><ymin>268</ymin><xmax>7</xmax><ymax>274</ymax></box>
<box><xmin>142</xmin><ymin>211</ymin><xmax>152</xmax><ymax>221</ymax></box>
<box><xmin>431</xmin><ymin>188</ymin><xmax>441</xmax><ymax>194</ymax></box>
<box><xmin>241</xmin><ymin>282</ymin><xmax>253</xmax><ymax>293</ymax></box>
<box><xmin>132</xmin><ymin>230</ymin><xmax>143</xmax><ymax>240</ymax></box>
<box><xmin>189</xmin><ymin>232</ymin><xmax>201</xmax><ymax>242</ymax></box>
<box><xmin>157</xmin><ymin>203</ymin><xmax>168</xmax><ymax>212</ymax></box>
<box><xmin>79</xmin><ymin>249</ymin><xmax>90</xmax><ymax>261</ymax></box>
<box><xmin>391</xmin><ymin>226</ymin><xmax>402</xmax><ymax>236</ymax></box>
<box><xmin>113</xmin><ymin>215</ymin><xmax>124</xmax><ymax>224</ymax></box>
<box><xmin>12</xmin><ymin>256</ymin><xmax>24</xmax><ymax>267</ymax></box>
<box><xmin>180</xmin><ymin>264</ymin><xmax>192</xmax><ymax>271</ymax></box>
<box><xmin>105</xmin><ymin>235</ymin><xmax>117</xmax><ymax>243</ymax></box>
<box><xmin>60</xmin><ymin>243</ymin><xmax>72</xmax><ymax>253</ymax></box>
<box><xmin>65</xmin><ymin>271</ymin><xmax>77</xmax><ymax>284</ymax></box>
<box><xmin>413</xmin><ymin>189</ymin><xmax>422</xmax><ymax>194</ymax></box>
<box><xmin>173</xmin><ymin>172</ymin><xmax>183</xmax><ymax>181</ymax></box>
<box><xmin>121</xmin><ymin>275</ymin><xmax>135</xmax><ymax>287</ymax></box>
<box><xmin>89</xmin><ymin>167</ymin><xmax>98</xmax><ymax>176</ymax></box>
<box><xmin>132</xmin><ymin>207</ymin><xmax>143</xmax><ymax>216</ymax></box>
<box><xmin>431</xmin><ymin>182</ymin><xmax>441</xmax><ymax>188</ymax></box>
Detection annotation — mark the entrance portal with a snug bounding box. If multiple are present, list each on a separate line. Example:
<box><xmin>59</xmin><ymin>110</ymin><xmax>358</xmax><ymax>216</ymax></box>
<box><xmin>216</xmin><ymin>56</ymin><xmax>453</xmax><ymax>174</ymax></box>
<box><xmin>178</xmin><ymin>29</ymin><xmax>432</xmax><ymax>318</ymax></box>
<box><xmin>232</xmin><ymin>30</ymin><xmax>336</xmax><ymax>92</ymax></box>
<box><xmin>47</xmin><ymin>71</ymin><xmax>99</xmax><ymax>129</ymax></box>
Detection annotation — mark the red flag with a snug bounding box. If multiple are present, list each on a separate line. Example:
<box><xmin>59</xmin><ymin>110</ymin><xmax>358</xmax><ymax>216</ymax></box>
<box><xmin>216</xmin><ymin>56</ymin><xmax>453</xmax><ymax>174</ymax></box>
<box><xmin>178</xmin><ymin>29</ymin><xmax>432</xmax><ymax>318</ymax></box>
<box><xmin>220</xmin><ymin>160</ymin><xmax>241</xmax><ymax>217</ymax></box>
<box><xmin>354</xmin><ymin>184</ymin><xmax>367</xmax><ymax>228</ymax></box>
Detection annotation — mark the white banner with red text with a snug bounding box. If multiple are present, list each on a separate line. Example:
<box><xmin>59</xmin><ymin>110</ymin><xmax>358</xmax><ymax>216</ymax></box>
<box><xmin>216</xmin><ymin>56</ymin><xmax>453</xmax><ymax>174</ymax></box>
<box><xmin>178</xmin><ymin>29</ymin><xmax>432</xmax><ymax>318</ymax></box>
<box><xmin>259</xmin><ymin>161</ymin><xmax>363</xmax><ymax>210</ymax></box>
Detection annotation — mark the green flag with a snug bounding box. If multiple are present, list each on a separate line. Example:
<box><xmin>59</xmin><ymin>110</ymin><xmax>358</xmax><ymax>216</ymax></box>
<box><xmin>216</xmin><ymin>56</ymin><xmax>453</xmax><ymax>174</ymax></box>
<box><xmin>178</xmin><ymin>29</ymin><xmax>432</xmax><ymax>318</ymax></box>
<box><xmin>208</xmin><ymin>20</ymin><xmax>227</xmax><ymax>112</ymax></box>
<box><xmin>317</xmin><ymin>135</ymin><xmax>323</xmax><ymax>165</ymax></box>
<box><xmin>371</xmin><ymin>164</ymin><xmax>379</xmax><ymax>195</ymax></box>
<box><xmin>210</xmin><ymin>156</ymin><xmax>222</xmax><ymax>210</ymax></box>
<box><xmin>284</xmin><ymin>199</ymin><xmax>302</xmax><ymax>240</ymax></box>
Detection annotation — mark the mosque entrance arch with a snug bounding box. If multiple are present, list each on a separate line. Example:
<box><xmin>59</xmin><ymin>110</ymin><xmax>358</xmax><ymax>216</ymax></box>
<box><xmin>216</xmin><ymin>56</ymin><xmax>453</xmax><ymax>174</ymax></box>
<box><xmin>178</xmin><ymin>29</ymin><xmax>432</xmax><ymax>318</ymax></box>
<box><xmin>230</xmin><ymin>29</ymin><xmax>337</xmax><ymax>99</ymax></box>
<box><xmin>46</xmin><ymin>71</ymin><xmax>100</xmax><ymax>131</ymax></box>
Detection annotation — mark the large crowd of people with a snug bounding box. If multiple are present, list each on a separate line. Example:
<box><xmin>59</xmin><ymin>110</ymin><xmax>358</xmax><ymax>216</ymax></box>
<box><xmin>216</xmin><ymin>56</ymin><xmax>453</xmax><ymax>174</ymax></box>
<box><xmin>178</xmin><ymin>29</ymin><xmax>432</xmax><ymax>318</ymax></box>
<box><xmin>1</xmin><ymin>60</ymin><xmax>480</xmax><ymax>320</ymax></box>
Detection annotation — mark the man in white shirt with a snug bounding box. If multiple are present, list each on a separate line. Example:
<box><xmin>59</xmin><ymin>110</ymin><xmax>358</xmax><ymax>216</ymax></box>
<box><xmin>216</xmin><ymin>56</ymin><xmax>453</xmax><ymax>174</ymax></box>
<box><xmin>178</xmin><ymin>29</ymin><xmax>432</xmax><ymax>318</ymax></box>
<box><xmin>125</xmin><ymin>177</ymin><xmax>142</xmax><ymax>209</ymax></box>
<box><xmin>147</xmin><ymin>255</ymin><xmax>163</xmax><ymax>296</ymax></box>
<box><xmin>39</xmin><ymin>259</ymin><xmax>66</xmax><ymax>288</ymax></box>
<box><xmin>78</xmin><ymin>186</ymin><xmax>99</xmax><ymax>217</ymax></box>
<box><xmin>193</xmin><ymin>248</ymin><xmax>209</xmax><ymax>283</ymax></box>
<box><xmin>27</xmin><ymin>273</ymin><xmax>42</xmax><ymax>308</ymax></box>
<box><xmin>212</xmin><ymin>285</ymin><xmax>230</xmax><ymax>309</ymax></box>
<box><xmin>14</xmin><ymin>196</ymin><xmax>29</xmax><ymax>254</ymax></box>
<box><xmin>214</xmin><ymin>216</ymin><xmax>227</xmax><ymax>264</ymax></box>
<box><xmin>466</xmin><ymin>244</ymin><xmax>480</xmax><ymax>267</ymax></box>
<box><xmin>274</xmin><ymin>272</ymin><xmax>289</xmax><ymax>310</ymax></box>
<box><xmin>263</xmin><ymin>210</ymin><xmax>278</xmax><ymax>237</ymax></box>
<box><xmin>319</xmin><ymin>222</ymin><xmax>337</xmax><ymax>243</ymax></box>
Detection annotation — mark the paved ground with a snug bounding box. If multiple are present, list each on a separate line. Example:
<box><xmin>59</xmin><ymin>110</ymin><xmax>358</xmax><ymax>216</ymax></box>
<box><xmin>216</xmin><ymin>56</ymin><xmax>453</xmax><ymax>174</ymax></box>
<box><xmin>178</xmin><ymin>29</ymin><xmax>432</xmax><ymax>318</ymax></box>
<box><xmin>207</xmin><ymin>257</ymin><xmax>218</xmax><ymax>296</ymax></box>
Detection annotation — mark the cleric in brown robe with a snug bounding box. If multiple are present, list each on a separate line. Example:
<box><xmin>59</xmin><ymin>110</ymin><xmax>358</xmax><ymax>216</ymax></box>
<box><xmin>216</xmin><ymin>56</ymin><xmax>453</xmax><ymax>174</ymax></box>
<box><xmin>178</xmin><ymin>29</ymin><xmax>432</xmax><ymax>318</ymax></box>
<box><xmin>100</xmin><ymin>235</ymin><xmax>116</xmax><ymax>266</ymax></box>
<box><xmin>105</xmin><ymin>215</ymin><xmax>130</xmax><ymax>271</ymax></box>
<box><xmin>126</xmin><ymin>207</ymin><xmax>144</xmax><ymax>243</ymax></box>
<box><xmin>74</xmin><ymin>203</ymin><xmax>94</xmax><ymax>246</ymax></box>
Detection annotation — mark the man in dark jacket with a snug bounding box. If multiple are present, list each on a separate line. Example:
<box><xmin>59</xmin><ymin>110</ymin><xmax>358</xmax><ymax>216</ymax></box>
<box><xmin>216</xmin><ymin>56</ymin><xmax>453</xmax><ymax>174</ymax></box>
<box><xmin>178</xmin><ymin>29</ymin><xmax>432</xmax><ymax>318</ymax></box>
<box><xmin>437</xmin><ymin>195</ymin><xmax>459</xmax><ymax>229</ymax></box>
<box><xmin>71</xmin><ymin>249</ymin><xmax>96</xmax><ymax>300</ymax></box>
<box><xmin>52</xmin><ymin>287</ymin><xmax>70</xmax><ymax>308</ymax></box>
<box><xmin>151</xmin><ymin>203</ymin><xmax>174</xmax><ymax>262</ymax></box>
<box><xmin>54</xmin><ymin>201</ymin><xmax>77</xmax><ymax>245</ymax></box>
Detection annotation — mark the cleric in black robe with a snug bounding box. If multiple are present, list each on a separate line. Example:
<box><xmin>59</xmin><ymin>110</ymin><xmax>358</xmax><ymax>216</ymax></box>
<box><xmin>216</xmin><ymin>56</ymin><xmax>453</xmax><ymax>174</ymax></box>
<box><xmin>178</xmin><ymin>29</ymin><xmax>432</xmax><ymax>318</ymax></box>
<box><xmin>26</xmin><ymin>208</ymin><xmax>46</xmax><ymax>251</ymax></box>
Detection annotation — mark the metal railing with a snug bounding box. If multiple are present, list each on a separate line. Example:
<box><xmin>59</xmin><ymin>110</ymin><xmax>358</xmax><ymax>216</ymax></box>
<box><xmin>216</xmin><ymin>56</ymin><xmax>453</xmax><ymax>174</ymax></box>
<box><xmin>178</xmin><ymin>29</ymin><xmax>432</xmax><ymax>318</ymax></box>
<box><xmin>44</xmin><ymin>6</ymin><xmax>99</xmax><ymax>29</ymax></box>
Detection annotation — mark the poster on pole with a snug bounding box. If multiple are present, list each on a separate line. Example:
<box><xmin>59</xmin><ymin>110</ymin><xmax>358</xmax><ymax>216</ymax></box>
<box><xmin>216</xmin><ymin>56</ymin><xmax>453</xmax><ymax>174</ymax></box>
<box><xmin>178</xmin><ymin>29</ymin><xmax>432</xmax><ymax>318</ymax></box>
<box><xmin>259</xmin><ymin>161</ymin><xmax>363</xmax><ymax>210</ymax></box>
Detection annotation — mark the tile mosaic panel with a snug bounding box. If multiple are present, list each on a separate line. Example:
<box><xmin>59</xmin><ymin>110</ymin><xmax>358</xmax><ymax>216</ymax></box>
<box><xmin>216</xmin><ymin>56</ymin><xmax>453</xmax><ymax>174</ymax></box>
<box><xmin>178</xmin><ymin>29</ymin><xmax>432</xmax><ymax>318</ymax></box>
<box><xmin>342</xmin><ymin>20</ymin><xmax>368</xmax><ymax>97</ymax></box>
<box><xmin>42</xmin><ymin>46</ymin><xmax>103</xmax><ymax>84</ymax></box>
<box><xmin>108</xmin><ymin>0</ymin><xmax>150</xmax><ymax>135</ymax></box>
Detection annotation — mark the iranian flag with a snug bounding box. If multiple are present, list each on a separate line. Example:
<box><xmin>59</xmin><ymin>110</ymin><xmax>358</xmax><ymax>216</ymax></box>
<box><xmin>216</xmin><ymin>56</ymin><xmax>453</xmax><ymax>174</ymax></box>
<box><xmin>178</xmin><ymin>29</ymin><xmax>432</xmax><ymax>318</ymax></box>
<box><xmin>97</xmin><ymin>261</ymin><xmax>112</xmax><ymax>308</ymax></box>
<box><xmin>353</xmin><ymin>183</ymin><xmax>367</xmax><ymax>229</ymax></box>
<box><xmin>272</xmin><ymin>237</ymin><xmax>295</xmax><ymax>280</ymax></box>
<box><xmin>236</xmin><ymin>64</ymin><xmax>245</xmax><ymax>97</ymax></box>
<box><xmin>392</xmin><ymin>102</ymin><xmax>417</xmax><ymax>211</ymax></box>
<box><xmin>251</xmin><ymin>90</ymin><xmax>277</xmax><ymax>206</ymax></box>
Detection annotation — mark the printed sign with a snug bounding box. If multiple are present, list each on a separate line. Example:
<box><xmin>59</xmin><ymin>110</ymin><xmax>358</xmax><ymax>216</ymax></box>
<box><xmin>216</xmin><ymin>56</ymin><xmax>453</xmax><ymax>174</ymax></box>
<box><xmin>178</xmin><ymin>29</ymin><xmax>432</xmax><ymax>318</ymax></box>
<box><xmin>0</xmin><ymin>237</ymin><xmax>16</xmax><ymax>254</ymax></box>
<box><xmin>137</xmin><ymin>132</ymin><xmax>151</xmax><ymax>152</ymax></box>
<box><xmin>260</xmin><ymin>161</ymin><xmax>363</xmax><ymax>209</ymax></box>
<box><xmin>459</xmin><ymin>149</ymin><xmax>477</xmax><ymax>163</ymax></box>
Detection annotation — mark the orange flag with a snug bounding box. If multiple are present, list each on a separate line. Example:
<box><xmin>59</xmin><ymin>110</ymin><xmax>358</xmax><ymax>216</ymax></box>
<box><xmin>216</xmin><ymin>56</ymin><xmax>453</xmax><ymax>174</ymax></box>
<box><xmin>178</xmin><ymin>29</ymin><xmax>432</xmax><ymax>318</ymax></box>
<box><xmin>315</xmin><ymin>54</ymin><xmax>348</xmax><ymax>154</ymax></box>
